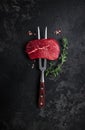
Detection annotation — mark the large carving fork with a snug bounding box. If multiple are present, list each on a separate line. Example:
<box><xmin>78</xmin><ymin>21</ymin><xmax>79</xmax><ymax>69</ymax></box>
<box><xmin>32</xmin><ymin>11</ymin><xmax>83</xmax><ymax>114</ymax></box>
<box><xmin>38</xmin><ymin>26</ymin><xmax>47</xmax><ymax>108</ymax></box>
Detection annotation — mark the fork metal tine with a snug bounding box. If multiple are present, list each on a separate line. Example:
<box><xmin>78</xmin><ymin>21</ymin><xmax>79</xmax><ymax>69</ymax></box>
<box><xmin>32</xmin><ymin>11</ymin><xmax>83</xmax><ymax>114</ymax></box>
<box><xmin>38</xmin><ymin>26</ymin><xmax>42</xmax><ymax>70</ymax></box>
<box><xmin>38</xmin><ymin>26</ymin><xmax>40</xmax><ymax>39</ymax></box>
<box><xmin>45</xmin><ymin>26</ymin><xmax>47</xmax><ymax>39</ymax></box>
<box><xmin>39</xmin><ymin>59</ymin><xmax>47</xmax><ymax>70</ymax></box>
<box><xmin>44</xmin><ymin>59</ymin><xmax>47</xmax><ymax>70</ymax></box>
<box><xmin>38</xmin><ymin>26</ymin><xmax>47</xmax><ymax>71</ymax></box>
<box><xmin>39</xmin><ymin>58</ymin><xmax>41</xmax><ymax>69</ymax></box>
<box><xmin>44</xmin><ymin>26</ymin><xmax>47</xmax><ymax>70</ymax></box>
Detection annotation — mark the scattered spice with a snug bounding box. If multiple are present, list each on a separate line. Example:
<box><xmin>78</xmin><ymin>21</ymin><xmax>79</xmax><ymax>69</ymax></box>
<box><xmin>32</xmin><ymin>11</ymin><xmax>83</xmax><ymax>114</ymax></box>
<box><xmin>27</xmin><ymin>31</ymin><xmax>37</xmax><ymax>36</ymax></box>
<box><xmin>54</xmin><ymin>29</ymin><xmax>62</xmax><ymax>35</ymax></box>
<box><xmin>27</xmin><ymin>30</ymin><xmax>33</xmax><ymax>36</ymax></box>
<box><xmin>34</xmin><ymin>33</ymin><xmax>36</xmax><ymax>36</ymax></box>
<box><xmin>32</xmin><ymin>63</ymin><xmax>35</xmax><ymax>69</ymax></box>
<box><xmin>34</xmin><ymin>60</ymin><xmax>36</xmax><ymax>62</ymax></box>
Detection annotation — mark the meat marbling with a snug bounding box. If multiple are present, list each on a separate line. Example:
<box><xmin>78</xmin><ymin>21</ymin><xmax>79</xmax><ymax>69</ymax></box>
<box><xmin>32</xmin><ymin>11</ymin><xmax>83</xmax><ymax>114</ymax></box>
<box><xmin>26</xmin><ymin>38</ymin><xmax>60</xmax><ymax>60</ymax></box>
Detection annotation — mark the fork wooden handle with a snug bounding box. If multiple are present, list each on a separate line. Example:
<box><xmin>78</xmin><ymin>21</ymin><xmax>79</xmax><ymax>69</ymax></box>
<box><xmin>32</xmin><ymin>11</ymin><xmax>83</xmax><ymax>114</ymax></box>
<box><xmin>38</xmin><ymin>82</ymin><xmax>45</xmax><ymax>108</ymax></box>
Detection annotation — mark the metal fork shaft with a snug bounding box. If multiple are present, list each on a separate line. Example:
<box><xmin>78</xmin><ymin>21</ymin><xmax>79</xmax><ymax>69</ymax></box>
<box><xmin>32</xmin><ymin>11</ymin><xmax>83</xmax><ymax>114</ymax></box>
<box><xmin>40</xmin><ymin>70</ymin><xmax>44</xmax><ymax>82</ymax></box>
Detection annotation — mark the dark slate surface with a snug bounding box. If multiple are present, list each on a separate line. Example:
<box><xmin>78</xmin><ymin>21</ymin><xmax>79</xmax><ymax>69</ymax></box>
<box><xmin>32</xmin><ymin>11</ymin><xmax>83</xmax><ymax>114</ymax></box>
<box><xmin>0</xmin><ymin>0</ymin><xmax>85</xmax><ymax>130</ymax></box>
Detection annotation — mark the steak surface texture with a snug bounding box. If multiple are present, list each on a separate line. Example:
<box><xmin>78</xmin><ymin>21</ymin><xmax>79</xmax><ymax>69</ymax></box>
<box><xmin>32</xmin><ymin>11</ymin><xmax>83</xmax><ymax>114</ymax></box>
<box><xmin>26</xmin><ymin>38</ymin><xmax>60</xmax><ymax>60</ymax></box>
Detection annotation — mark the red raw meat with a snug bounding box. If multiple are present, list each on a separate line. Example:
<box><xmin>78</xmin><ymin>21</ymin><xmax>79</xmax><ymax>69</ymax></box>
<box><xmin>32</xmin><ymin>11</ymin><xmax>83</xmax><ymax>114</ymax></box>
<box><xmin>26</xmin><ymin>38</ymin><xmax>60</xmax><ymax>60</ymax></box>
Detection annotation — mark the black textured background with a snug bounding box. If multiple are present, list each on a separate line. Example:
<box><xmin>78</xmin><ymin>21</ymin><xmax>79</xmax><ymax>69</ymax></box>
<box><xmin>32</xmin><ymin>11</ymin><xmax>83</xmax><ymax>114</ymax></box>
<box><xmin>0</xmin><ymin>0</ymin><xmax>85</xmax><ymax>130</ymax></box>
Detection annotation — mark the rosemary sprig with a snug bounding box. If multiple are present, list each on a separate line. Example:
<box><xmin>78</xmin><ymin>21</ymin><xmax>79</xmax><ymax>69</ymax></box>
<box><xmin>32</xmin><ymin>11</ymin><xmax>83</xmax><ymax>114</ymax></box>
<box><xmin>45</xmin><ymin>37</ymin><xmax>68</xmax><ymax>77</ymax></box>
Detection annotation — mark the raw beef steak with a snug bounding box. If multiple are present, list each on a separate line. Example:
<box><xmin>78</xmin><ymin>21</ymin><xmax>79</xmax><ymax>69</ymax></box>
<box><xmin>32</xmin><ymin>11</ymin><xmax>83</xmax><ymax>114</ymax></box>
<box><xmin>26</xmin><ymin>38</ymin><xmax>60</xmax><ymax>60</ymax></box>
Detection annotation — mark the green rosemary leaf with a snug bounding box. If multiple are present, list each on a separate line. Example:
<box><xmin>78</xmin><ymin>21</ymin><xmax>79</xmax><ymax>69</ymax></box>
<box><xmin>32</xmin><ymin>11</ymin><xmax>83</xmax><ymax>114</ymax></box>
<box><xmin>45</xmin><ymin>37</ymin><xmax>68</xmax><ymax>77</ymax></box>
